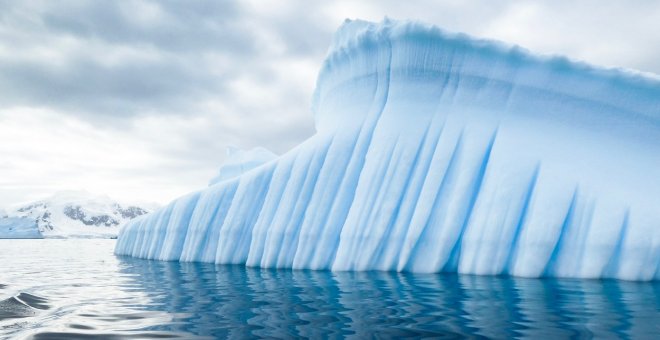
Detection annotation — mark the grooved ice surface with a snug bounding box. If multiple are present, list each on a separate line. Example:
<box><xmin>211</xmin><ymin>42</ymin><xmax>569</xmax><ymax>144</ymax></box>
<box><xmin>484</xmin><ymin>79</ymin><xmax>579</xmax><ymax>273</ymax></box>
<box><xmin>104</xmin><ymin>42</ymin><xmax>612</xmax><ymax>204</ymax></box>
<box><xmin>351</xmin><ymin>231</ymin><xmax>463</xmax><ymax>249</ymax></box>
<box><xmin>115</xmin><ymin>19</ymin><xmax>660</xmax><ymax>281</ymax></box>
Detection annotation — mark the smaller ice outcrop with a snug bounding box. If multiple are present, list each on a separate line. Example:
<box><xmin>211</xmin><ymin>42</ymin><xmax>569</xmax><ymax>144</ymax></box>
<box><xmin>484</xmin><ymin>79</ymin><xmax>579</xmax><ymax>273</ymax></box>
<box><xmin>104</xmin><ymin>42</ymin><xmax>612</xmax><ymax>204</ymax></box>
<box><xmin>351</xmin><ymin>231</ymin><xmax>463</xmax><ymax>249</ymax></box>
<box><xmin>209</xmin><ymin>147</ymin><xmax>277</xmax><ymax>186</ymax></box>
<box><xmin>0</xmin><ymin>217</ymin><xmax>41</xmax><ymax>239</ymax></box>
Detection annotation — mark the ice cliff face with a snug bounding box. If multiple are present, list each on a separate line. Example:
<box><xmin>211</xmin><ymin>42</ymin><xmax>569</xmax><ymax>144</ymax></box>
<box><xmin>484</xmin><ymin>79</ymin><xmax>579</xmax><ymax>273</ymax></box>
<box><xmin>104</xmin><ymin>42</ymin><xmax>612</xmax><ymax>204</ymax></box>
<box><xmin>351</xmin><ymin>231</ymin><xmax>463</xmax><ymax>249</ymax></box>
<box><xmin>115</xmin><ymin>19</ymin><xmax>660</xmax><ymax>281</ymax></box>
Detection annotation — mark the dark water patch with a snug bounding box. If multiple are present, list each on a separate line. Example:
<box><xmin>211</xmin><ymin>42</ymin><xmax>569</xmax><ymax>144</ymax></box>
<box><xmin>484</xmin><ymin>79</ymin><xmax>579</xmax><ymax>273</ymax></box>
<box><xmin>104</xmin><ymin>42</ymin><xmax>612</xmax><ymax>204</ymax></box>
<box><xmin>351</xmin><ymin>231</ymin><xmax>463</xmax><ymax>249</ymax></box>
<box><xmin>0</xmin><ymin>293</ymin><xmax>49</xmax><ymax>321</ymax></box>
<box><xmin>67</xmin><ymin>324</ymin><xmax>96</xmax><ymax>330</ymax></box>
<box><xmin>16</xmin><ymin>293</ymin><xmax>50</xmax><ymax>310</ymax></box>
<box><xmin>0</xmin><ymin>296</ymin><xmax>37</xmax><ymax>320</ymax></box>
<box><xmin>27</xmin><ymin>331</ymin><xmax>189</xmax><ymax>339</ymax></box>
<box><xmin>78</xmin><ymin>311</ymin><xmax>171</xmax><ymax>323</ymax></box>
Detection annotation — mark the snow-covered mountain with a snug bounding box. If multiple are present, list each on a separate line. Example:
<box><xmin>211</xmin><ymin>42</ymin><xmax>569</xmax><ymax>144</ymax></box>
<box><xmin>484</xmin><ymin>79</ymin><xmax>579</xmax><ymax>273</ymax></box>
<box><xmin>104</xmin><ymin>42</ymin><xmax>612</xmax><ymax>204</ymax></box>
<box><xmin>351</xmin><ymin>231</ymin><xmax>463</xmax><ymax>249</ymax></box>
<box><xmin>4</xmin><ymin>191</ymin><xmax>156</xmax><ymax>238</ymax></box>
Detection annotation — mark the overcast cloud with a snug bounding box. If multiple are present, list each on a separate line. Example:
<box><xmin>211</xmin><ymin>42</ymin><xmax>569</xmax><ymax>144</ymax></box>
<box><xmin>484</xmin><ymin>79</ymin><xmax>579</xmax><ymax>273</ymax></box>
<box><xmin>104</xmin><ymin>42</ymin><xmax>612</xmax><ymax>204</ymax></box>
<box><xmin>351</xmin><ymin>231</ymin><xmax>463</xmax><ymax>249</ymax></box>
<box><xmin>1</xmin><ymin>0</ymin><xmax>659</xmax><ymax>207</ymax></box>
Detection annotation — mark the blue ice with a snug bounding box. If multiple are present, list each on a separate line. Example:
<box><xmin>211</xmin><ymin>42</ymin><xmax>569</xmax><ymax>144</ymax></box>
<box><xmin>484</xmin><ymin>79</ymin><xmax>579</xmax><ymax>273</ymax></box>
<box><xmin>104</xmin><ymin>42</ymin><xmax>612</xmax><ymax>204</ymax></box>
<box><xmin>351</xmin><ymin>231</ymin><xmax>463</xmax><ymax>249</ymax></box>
<box><xmin>0</xmin><ymin>217</ymin><xmax>42</xmax><ymax>239</ymax></box>
<box><xmin>115</xmin><ymin>19</ymin><xmax>660</xmax><ymax>281</ymax></box>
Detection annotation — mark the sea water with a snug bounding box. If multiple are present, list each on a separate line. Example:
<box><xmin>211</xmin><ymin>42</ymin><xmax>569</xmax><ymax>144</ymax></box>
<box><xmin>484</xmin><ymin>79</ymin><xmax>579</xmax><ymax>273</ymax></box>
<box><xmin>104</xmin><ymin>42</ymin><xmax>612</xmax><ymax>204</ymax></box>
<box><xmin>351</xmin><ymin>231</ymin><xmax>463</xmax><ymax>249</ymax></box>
<box><xmin>1</xmin><ymin>239</ymin><xmax>658</xmax><ymax>338</ymax></box>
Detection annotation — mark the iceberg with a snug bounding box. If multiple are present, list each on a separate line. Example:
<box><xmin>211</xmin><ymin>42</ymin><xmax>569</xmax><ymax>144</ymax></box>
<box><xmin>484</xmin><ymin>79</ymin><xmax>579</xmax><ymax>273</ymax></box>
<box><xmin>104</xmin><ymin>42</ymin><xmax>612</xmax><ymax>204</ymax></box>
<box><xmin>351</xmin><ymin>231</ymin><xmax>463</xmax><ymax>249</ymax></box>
<box><xmin>116</xmin><ymin>19</ymin><xmax>660</xmax><ymax>281</ymax></box>
<box><xmin>0</xmin><ymin>217</ymin><xmax>41</xmax><ymax>239</ymax></box>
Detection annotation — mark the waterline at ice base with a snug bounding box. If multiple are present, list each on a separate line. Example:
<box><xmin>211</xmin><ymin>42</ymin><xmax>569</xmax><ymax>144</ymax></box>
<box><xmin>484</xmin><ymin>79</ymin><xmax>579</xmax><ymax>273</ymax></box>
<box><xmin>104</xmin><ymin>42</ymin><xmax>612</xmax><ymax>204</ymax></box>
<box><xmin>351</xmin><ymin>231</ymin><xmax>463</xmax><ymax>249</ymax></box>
<box><xmin>115</xmin><ymin>19</ymin><xmax>660</xmax><ymax>281</ymax></box>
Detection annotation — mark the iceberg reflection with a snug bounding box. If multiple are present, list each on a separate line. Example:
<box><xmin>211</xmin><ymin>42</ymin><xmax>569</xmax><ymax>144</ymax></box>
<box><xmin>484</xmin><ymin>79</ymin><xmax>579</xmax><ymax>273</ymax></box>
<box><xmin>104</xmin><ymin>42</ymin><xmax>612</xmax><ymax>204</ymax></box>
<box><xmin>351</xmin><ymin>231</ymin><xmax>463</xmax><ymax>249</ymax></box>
<box><xmin>117</xmin><ymin>257</ymin><xmax>660</xmax><ymax>338</ymax></box>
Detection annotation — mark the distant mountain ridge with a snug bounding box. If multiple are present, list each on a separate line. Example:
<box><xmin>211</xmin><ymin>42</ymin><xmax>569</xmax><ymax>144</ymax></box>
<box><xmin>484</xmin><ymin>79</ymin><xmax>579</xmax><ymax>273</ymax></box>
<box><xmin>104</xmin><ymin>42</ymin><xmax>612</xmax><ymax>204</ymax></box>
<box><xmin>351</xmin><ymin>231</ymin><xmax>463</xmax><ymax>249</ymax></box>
<box><xmin>2</xmin><ymin>191</ymin><xmax>156</xmax><ymax>238</ymax></box>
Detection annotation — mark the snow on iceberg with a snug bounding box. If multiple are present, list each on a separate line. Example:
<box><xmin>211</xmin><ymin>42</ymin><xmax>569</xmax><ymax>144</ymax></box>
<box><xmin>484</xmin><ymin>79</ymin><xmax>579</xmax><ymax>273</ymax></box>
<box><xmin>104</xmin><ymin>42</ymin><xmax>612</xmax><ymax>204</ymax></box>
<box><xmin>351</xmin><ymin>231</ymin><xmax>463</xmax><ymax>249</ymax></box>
<box><xmin>208</xmin><ymin>147</ymin><xmax>277</xmax><ymax>186</ymax></box>
<box><xmin>116</xmin><ymin>19</ymin><xmax>660</xmax><ymax>281</ymax></box>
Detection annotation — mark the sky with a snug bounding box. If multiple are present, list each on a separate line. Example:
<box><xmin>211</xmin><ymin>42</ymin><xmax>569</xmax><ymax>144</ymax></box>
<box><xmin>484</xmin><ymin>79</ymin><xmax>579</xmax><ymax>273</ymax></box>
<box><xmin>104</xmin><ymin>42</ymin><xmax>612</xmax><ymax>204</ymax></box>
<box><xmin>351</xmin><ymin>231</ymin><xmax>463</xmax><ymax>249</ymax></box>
<box><xmin>1</xmin><ymin>0</ymin><xmax>659</xmax><ymax>208</ymax></box>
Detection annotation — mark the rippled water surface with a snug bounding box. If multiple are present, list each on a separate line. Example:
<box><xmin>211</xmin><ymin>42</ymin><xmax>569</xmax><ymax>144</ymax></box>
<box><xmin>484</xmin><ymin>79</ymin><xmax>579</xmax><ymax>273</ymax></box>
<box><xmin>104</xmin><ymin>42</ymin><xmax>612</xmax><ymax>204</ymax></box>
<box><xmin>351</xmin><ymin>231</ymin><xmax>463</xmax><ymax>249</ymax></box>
<box><xmin>1</xmin><ymin>239</ymin><xmax>658</xmax><ymax>339</ymax></box>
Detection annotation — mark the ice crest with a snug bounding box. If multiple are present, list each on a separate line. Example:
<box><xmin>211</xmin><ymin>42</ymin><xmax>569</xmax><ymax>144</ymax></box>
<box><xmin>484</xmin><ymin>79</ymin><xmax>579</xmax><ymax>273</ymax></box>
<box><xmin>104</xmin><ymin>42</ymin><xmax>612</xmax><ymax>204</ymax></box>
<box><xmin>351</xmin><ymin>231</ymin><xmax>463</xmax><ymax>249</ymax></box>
<box><xmin>209</xmin><ymin>147</ymin><xmax>277</xmax><ymax>186</ymax></box>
